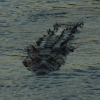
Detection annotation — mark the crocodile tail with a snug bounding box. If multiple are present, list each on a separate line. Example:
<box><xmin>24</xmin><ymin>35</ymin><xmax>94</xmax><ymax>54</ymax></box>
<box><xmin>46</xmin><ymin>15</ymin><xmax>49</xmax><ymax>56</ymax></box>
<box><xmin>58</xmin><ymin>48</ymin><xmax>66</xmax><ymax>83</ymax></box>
<box><xmin>70</xmin><ymin>22</ymin><xmax>84</xmax><ymax>34</ymax></box>
<box><xmin>60</xmin><ymin>22</ymin><xmax>84</xmax><ymax>47</ymax></box>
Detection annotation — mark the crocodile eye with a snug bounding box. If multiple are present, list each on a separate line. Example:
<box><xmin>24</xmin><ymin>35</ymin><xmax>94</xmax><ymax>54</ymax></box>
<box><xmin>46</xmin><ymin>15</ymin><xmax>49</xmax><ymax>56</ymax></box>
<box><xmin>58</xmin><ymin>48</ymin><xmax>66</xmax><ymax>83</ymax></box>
<box><xmin>23</xmin><ymin>57</ymin><xmax>32</xmax><ymax>67</ymax></box>
<box><xmin>23</xmin><ymin>60</ymin><xmax>29</xmax><ymax>67</ymax></box>
<box><xmin>31</xmin><ymin>57</ymin><xmax>41</xmax><ymax>62</ymax></box>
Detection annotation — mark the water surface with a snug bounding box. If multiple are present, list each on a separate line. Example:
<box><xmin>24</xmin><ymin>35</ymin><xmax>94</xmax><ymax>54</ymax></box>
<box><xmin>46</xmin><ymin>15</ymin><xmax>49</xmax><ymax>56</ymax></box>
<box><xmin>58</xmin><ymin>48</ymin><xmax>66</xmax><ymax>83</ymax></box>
<box><xmin>0</xmin><ymin>0</ymin><xmax>100</xmax><ymax>100</ymax></box>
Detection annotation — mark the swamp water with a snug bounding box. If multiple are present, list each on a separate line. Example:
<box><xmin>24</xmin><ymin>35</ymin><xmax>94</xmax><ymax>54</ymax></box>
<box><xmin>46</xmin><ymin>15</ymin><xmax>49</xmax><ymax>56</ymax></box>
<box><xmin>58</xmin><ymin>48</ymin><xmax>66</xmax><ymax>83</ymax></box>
<box><xmin>0</xmin><ymin>0</ymin><xmax>100</xmax><ymax>100</ymax></box>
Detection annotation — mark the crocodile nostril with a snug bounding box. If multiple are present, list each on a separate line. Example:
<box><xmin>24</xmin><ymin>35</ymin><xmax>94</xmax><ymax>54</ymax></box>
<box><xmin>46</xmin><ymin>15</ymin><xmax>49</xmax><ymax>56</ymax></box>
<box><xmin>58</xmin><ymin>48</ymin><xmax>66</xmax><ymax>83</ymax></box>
<box><xmin>40</xmin><ymin>64</ymin><xmax>48</xmax><ymax>69</ymax></box>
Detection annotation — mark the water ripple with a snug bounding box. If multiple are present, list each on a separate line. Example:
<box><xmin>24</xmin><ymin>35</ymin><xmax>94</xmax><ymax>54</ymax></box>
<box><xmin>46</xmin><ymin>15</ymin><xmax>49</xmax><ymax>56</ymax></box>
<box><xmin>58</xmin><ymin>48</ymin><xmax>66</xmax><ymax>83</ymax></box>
<box><xmin>0</xmin><ymin>0</ymin><xmax>100</xmax><ymax>100</ymax></box>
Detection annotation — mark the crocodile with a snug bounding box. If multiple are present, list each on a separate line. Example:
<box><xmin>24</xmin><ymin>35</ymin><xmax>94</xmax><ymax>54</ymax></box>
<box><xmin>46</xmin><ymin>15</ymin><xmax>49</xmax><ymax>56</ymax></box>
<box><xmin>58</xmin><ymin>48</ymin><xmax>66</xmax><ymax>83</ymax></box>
<box><xmin>23</xmin><ymin>22</ymin><xmax>83</xmax><ymax>75</ymax></box>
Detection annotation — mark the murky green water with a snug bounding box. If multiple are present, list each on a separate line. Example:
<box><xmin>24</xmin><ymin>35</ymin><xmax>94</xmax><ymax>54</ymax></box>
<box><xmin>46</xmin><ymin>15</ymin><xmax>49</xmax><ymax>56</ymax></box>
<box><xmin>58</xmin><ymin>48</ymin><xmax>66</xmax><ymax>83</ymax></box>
<box><xmin>0</xmin><ymin>0</ymin><xmax>100</xmax><ymax>100</ymax></box>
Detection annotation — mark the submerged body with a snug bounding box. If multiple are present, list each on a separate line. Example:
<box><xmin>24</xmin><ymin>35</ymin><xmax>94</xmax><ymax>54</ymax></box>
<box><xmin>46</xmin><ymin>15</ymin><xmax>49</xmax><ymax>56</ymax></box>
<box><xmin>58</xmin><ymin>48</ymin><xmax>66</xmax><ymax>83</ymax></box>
<box><xmin>23</xmin><ymin>22</ymin><xmax>83</xmax><ymax>75</ymax></box>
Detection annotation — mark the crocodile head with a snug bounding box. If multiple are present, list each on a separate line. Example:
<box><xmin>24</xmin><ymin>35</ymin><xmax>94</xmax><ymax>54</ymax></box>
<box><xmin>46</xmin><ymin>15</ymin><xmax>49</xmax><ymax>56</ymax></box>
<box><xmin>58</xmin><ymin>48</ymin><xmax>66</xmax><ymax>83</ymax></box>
<box><xmin>23</xmin><ymin>56</ymin><xmax>62</xmax><ymax>75</ymax></box>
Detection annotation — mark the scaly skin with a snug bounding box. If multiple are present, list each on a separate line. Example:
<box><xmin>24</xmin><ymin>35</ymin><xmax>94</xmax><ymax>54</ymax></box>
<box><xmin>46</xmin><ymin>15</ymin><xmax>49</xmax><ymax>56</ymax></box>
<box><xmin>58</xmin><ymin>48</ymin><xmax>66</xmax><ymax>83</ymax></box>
<box><xmin>23</xmin><ymin>22</ymin><xmax>83</xmax><ymax>75</ymax></box>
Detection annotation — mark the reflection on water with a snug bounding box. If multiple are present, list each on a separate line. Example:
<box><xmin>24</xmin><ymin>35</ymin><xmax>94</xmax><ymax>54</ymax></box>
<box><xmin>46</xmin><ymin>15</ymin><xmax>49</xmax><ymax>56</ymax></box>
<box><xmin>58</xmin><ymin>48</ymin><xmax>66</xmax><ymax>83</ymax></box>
<box><xmin>0</xmin><ymin>0</ymin><xmax>100</xmax><ymax>100</ymax></box>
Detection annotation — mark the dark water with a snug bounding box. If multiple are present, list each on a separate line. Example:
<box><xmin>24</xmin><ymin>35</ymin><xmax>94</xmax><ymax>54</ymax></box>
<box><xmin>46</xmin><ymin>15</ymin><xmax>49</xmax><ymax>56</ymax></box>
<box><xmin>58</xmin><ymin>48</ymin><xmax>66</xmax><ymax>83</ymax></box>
<box><xmin>0</xmin><ymin>0</ymin><xmax>100</xmax><ymax>100</ymax></box>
